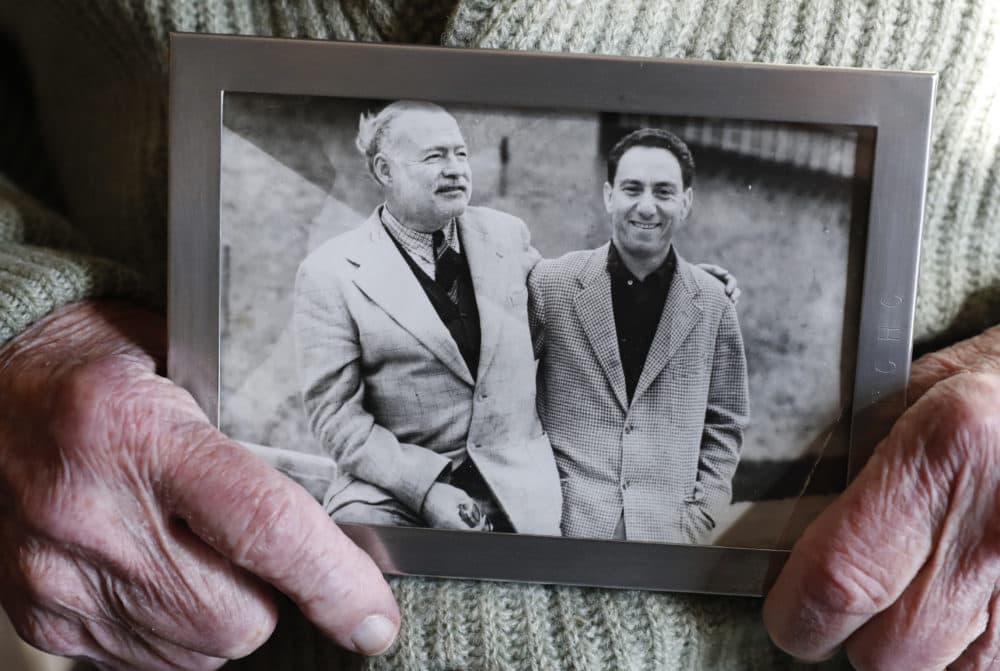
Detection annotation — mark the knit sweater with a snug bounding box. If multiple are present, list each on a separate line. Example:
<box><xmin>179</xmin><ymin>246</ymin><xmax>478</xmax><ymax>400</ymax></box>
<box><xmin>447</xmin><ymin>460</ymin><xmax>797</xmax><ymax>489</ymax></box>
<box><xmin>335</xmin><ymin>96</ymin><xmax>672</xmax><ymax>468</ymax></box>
<box><xmin>1</xmin><ymin>1</ymin><xmax>997</xmax><ymax>670</ymax></box>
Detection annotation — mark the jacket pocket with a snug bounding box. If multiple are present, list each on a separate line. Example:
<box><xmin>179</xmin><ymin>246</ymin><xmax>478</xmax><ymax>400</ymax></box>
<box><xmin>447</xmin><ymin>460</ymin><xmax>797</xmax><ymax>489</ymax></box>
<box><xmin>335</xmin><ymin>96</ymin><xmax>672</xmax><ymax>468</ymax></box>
<box><xmin>668</xmin><ymin>353</ymin><xmax>708</xmax><ymax>379</ymax></box>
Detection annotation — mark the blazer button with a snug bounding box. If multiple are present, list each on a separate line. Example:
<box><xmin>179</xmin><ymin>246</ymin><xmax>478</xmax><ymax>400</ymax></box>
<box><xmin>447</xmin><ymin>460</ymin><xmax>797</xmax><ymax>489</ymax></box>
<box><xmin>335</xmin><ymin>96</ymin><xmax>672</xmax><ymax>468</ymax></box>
<box><xmin>620</xmin><ymin>480</ymin><xmax>629</xmax><ymax>491</ymax></box>
<box><xmin>478</xmin><ymin>392</ymin><xmax>489</xmax><ymax>401</ymax></box>
<box><xmin>624</xmin><ymin>424</ymin><xmax>634</xmax><ymax>435</ymax></box>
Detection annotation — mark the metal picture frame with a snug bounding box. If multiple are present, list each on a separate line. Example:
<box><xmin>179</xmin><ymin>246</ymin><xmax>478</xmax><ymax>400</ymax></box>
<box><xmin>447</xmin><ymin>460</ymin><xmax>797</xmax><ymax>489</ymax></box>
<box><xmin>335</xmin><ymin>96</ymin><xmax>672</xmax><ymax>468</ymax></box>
<box><xmin>168</xmin><ymin>33</ymin><xmax>935</xmax><ymax>596</ymax></box>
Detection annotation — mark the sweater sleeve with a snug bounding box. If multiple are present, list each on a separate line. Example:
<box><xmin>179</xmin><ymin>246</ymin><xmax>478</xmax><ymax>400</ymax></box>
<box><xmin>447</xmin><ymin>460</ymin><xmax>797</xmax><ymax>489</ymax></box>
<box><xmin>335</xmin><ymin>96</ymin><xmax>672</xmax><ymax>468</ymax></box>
<box><xmin>0</xmin><ymin>177</ymin><xmax>148</xmax><ymax>345</ymax></box>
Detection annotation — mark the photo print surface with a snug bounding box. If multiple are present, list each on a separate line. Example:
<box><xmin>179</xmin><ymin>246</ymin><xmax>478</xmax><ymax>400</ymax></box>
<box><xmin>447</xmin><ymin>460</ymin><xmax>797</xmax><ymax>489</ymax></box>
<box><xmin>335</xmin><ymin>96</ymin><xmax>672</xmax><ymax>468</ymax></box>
<box><xmin>218</xmin><ymin>92</ymin><xmax>870</xmax><ymax>550</ymax></box>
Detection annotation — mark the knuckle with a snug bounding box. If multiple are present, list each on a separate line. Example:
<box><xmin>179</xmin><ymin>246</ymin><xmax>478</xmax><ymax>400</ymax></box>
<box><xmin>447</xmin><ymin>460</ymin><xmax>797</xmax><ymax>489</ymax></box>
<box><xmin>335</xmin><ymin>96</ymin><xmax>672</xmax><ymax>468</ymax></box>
<box><xmin>934</xmin><ymin>374</ymin><xmax>1000</xmax><ymax>435</ymax></box>
<box><xmin>48</xmin><ymin>357</ymin><xmax>180</xmax><ymax>455</ymax></box>
<box><xmin>172</xmin><ymin>590</ymin><xmax>276</xmax><ymax>660</ymax></box>
<box><xmin>17</xmin><ymin>489</ymin><xmax>69</xmax><ymax>538</ymax></box>
<box><xmin>44</xmin><ymin>370</ymin><xmax>123</xmax><ymax>477</ymax></box>
<box><xmin>16</xmin><ymin>544</ymin><xmax>60</xmax><ymax>604</ymax></box>
<box><xmin>796</xmin><ymin>542</ymin><xmax>895</xmax><ymax>617</ymax></box>
<box><xmin>915</xmin><ymin>349</ymin><xmax>962</xmax><ymax>380</ymax></box>
<box><xmin>49</xmin><ymin>359</ymin><xmax>122</xmax><ymax>439</ymax></box>
<box><xmin>12</xmin><ymin>609</ymin><xmax>87</xmax><ymax>658</ymax></box>
<box><xmin>14</xmin><ymin>545</ymin><xmax>109</xmax><ymax>620</ymax></box>
<box><xmin>916</xmin><ymin>373</ymin><xmax>1000</xmax><ymax>465</ymax></box>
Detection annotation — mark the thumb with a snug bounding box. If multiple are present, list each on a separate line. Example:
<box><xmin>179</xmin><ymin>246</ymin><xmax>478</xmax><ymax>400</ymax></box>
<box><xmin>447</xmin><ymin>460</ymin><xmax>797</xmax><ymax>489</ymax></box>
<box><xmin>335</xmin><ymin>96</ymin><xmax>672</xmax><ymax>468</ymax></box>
<box><xmin>162</xmin><ymin>424</ymin><xmax>400</xmax><ymax>656</ymax></box>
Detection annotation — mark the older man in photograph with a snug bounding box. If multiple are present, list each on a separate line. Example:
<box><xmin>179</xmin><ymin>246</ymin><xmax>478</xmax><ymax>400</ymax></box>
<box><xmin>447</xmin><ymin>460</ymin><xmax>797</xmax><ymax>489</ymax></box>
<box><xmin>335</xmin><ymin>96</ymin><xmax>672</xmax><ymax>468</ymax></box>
<box><xmin>293</xmin><ymin>100</ymin><xmax>562</xmax><ymax>535</ymax></box>
<box><xmin>529</xmin><ymin>128</ymin><xmax>750</xmax><ymax>544</ymax></box>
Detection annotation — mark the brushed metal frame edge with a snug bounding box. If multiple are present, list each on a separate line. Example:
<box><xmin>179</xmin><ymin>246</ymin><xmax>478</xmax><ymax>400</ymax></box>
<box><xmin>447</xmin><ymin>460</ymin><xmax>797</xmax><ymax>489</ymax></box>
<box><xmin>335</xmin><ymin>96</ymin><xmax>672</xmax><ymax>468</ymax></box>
<box><xmin>167</xmin><ymin>33</ymin><xmax>935</xmax><ymax>596</ymax></box>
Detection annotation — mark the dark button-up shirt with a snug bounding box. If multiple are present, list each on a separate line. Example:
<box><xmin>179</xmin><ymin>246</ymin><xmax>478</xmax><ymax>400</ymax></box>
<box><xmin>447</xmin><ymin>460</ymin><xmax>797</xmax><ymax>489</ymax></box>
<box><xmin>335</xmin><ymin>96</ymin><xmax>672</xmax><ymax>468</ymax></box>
<box><xmin>607</xmin><ymin>243</ymin><xmax>677</xmax><ymax>403</ymax></box>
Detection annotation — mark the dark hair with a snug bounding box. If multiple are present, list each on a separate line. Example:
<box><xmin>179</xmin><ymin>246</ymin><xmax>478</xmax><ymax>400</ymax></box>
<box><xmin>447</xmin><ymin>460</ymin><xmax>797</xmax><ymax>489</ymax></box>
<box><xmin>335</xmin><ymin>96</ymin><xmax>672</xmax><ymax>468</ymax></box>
<box><xmin>606</xmin><ymin>128</ymin><xmax>695</xmax><ymax>188</ymax></box>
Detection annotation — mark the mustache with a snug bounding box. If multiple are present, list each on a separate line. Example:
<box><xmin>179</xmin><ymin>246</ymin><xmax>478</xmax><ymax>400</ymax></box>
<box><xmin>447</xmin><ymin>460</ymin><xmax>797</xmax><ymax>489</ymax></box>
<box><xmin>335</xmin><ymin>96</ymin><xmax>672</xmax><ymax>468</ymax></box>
<box><xmin>435</xmin><ymin>182</ymin><xmax>469</xmax><ymax>192</ymax></box>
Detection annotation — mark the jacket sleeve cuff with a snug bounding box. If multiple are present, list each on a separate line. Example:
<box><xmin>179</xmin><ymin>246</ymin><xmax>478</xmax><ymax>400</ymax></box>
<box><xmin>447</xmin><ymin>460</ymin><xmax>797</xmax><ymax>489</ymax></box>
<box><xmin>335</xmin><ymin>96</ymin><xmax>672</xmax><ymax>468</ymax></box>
<box><xmin>390</xmin><ymin>442</ymin><xmax>453</xmax><ymax>516</ymax></box>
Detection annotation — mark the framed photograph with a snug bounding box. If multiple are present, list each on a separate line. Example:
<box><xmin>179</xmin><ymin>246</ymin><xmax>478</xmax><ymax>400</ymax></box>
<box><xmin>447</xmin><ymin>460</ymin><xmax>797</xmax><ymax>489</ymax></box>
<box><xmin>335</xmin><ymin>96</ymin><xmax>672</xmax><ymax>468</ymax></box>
<box><xmin>168</xmin><ymin>34</ymin><xmax>935</xmax><ymax>596</ymax></box>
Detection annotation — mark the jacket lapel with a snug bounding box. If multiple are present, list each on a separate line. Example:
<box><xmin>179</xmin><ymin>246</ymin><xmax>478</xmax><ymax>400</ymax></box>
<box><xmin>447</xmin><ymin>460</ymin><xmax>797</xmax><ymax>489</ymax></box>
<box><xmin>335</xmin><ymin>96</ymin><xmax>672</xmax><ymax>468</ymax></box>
<box><xmin>574</xmin><ymin>244</ymin><xmax>629</xmax><ymax>413</ymax></box>
<box><xmin>348</xmin><ymin>210</ymin><xmax>475</xmax><ymax>386</ymax></box>
<box><xmin>460</xmin><ymin>212</ymin><xmax>506</xmax><ymax>382</ymax></box>
<box><xmin>632</xmin><ymin>252</ymin><xmax>702</xmax><ymax>402</ymax></box>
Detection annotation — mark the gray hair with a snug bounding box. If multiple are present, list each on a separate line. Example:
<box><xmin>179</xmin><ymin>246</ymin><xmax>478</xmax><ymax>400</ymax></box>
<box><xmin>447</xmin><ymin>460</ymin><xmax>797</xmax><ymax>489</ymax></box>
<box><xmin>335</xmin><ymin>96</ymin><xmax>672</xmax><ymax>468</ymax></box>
<box><xmin>355</xmin><ymin>100</ymin><xmax>449</xmax><ymax>181</ymax></box>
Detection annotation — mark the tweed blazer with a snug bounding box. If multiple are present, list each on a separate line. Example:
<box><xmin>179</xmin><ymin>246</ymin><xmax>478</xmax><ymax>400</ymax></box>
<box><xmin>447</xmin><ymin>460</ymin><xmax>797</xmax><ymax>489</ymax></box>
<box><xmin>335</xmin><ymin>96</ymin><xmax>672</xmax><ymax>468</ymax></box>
<box><xmin>293</xmin><ymin>206</ymin><xmax>562</xmax><ymax>535</ymax></box>
<box><xmin>529</xmin><ymin>244</ymin><xmax>749</xmax><ymax>543</ymax></box>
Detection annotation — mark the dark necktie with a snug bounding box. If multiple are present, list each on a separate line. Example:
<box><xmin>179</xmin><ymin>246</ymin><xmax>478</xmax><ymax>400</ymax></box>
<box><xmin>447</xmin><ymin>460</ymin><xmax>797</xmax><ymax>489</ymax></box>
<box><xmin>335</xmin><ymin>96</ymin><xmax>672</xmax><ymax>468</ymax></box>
<box><xmin>431</xmin><ymin>229</ymin><xmax>446</xmax><ymax>258</ymax></box>
<box><xmin>432</xmin><ymin>229</ymin><xmax>461</xmax><ymax>297</ymax></box>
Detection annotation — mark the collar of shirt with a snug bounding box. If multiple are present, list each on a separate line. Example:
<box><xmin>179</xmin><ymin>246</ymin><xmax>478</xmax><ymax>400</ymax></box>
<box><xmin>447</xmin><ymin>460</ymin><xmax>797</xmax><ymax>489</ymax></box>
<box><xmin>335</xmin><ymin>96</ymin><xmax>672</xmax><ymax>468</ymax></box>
<box><xmin>380</xmin><ymin>204</ymin><xmax>460</xmax><ymax>269</ymax></box>
<box><xmin>606</xmin><ymin>242</ymin><xmax>676</xmax><ymax>291</ymax></box>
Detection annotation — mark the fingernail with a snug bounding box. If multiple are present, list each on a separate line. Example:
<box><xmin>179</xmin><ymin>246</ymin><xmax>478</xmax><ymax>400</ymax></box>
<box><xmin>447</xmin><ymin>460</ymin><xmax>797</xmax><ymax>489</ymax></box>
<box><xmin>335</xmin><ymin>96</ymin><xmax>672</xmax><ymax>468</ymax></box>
<box><xmin>351</xmin><ymin>614</ymin><xmax>398</xmax><ymax>656</ymax></box>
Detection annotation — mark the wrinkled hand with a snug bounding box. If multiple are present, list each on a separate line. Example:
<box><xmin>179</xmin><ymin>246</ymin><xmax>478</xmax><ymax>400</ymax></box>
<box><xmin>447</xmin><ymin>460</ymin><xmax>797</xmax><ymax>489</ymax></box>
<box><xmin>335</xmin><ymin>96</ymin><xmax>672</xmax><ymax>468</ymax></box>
<box><xmin>765</xmin><ymin>324</ymin><xmax>1000</xmax><ymax>670</ymax></box>
<box><xmin>697</xmin><ymin>263</ymin><xmax>741</xmax><ymax>304</ymax></box>
<box><xmin>421</xmin><ymin>482</ymin><xmax>488</xmax><ymax>530</ymax></box>
<box><xmin>0</xmin><ymin>301</ymin><xmax>400</xmax><ymax>670</ymax></box>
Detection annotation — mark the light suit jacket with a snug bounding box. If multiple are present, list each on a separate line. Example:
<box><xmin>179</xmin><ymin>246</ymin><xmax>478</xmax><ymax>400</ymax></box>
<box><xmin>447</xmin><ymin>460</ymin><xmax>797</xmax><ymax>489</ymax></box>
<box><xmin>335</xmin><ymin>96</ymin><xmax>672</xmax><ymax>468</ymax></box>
<box><xmin>529</xmin><ymin>243</ymin><xmax>749</xmax><ymax>543</ymax></box>
<box><xmin>293</xmin><ymin>206</ymin><xmax>562</xmax><ymax>535</ymax></box>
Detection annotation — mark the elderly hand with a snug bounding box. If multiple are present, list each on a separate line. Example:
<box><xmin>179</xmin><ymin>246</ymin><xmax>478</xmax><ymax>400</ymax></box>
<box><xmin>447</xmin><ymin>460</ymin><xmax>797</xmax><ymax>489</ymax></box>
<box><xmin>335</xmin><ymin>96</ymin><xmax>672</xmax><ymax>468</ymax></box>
<box><xmin>764</xmin><ymin>324</ymin><xmax>1000</xmax><ymax>669</ymax></box>
<box><xmin>0</xmin><ymin>301</ymin><xmax>400</xmax><ymax>670</ymax></box>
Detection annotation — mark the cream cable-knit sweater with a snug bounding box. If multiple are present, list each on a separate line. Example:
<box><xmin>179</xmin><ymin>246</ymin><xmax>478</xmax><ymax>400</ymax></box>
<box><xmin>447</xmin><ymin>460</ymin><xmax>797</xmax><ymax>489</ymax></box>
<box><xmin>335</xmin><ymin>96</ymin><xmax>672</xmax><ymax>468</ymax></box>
<box><xmin>1</xmin><ymin>1</ymin><xmax>997</xmax><ymax>669</ymax></box>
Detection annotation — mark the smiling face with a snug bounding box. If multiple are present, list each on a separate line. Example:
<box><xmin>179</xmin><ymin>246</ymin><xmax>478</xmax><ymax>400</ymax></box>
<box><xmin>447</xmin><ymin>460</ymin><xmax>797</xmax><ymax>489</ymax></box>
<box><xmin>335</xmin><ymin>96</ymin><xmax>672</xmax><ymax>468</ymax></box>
<box><xmin>604</xmin><ymin>145</ymin><xmax>693</xmax><ymax>265</ymax></box>
<box><xmin>374</xmin><ymin>108</ymin><xmax>471</xmax><ymax>232</ymax></box>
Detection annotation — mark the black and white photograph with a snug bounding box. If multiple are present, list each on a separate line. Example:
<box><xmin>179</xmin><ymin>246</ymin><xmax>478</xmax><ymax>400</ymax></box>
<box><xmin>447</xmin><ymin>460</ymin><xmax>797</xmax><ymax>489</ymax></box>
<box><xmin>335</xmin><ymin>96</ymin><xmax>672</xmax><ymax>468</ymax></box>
<box><xmin>216</xmin><ymin>94</ymin><xmax>868</xmax><ymax>550</ymax></box>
